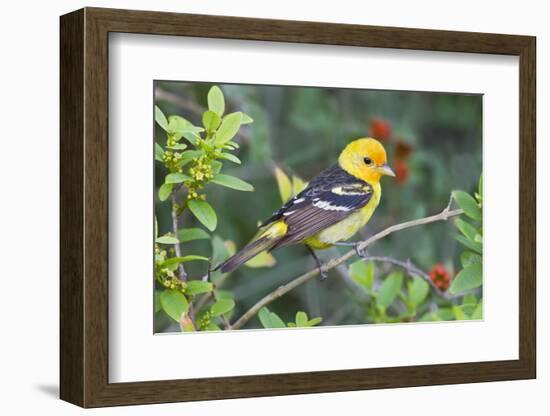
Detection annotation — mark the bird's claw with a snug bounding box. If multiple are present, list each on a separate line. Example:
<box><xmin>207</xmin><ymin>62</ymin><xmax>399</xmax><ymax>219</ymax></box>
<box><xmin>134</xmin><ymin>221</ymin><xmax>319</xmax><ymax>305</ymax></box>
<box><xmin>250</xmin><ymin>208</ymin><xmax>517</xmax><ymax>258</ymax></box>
<box><xmin>319</xmin><ymin>265</ymin><xmax>329</xmax><ymax>280</ymax></box>
<box><xmin>355</xmin><ymin>244</ymin><xmax>367</xmax><ymax>258</ymax></box>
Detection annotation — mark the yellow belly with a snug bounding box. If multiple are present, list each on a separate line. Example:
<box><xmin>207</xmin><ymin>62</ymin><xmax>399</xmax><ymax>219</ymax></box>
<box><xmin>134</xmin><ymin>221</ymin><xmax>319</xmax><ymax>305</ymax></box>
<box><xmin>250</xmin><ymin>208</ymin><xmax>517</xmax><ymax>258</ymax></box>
<box><xmin>304</xmin><ymin>183</ymin><xmax>381</xmax><ymax>249</ymax></box>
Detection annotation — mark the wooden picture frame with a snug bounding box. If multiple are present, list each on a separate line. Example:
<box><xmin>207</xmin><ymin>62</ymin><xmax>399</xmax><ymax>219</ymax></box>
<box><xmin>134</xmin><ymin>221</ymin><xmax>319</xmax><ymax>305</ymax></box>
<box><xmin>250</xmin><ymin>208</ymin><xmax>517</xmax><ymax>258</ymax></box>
<box><xmin>60</xmin><ymin>7</ymin><xmax>536</xmax><ymax>408</ymax></box>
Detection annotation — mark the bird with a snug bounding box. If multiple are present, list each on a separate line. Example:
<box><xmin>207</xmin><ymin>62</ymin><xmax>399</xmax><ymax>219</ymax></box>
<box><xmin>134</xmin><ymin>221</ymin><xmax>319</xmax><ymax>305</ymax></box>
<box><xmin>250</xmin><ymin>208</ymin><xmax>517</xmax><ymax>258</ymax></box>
<box><xmin>214</xmin><ymin>138</ymin><xmax>395</xmax><ymax>278</ymax></box>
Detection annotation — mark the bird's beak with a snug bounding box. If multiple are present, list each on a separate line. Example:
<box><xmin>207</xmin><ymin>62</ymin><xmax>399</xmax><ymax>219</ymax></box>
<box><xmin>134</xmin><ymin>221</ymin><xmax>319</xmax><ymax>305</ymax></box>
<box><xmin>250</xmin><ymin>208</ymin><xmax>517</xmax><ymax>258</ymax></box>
<box><xmin>377</xmin><ymin>163</ymin><xmax>396</xmax><ymax>177</ymax></box>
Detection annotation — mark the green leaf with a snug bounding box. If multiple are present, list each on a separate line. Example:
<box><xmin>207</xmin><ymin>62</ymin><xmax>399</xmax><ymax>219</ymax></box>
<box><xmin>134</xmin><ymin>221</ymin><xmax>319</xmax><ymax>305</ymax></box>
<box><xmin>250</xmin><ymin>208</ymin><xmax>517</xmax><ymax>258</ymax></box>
<box><xmin>210</xmin><ymin>160</ymin><xmax>223</xmax><ymax>174</ymax></box>
<box><xmin>186</xmin><ymin>280</ymin><xmax>213</xmax><ymax>295</ymax></box>
<box><xmin>408</xmin><ymin>277</ymin><xmax>429</xmax><ymax>308</ymax></box>
<box><xmin>166</xmin><ymin>143</ymin><xmax>188</xmax><ymax>150</ymax></box>
<box><xmin>165</xmin><ymin>172</ymin><xmax>193</xmax><ymax>184</ymax></box>
<box><xmin>240</xmin><ymin>113</ymin><xmax>254</xmax><ymax>124</ymax></box>
<box><xmin>258</xmin><ymin>307</ymin><xmax>286</xmax><ymax>328</ymax></box>
<box><xmin>205</xmin><ymin>322</ymin><xmax>221</xmax><ymax>331</ymax></box>
<box><xmin>453</xmin><ymin>233</ymin><xmax>483</xmax><ymax>254</ymax></box>
<box><xmin>161</xmin><ymin>255</ymin><xmax>208</xmax><ymax>266</ymax></box>
<box><xmin>181</xmin><ymin>131</ymin><xmax>200</xmax><ymax>146</ymax></box>
<box><xmin>158</xmin><ymin>183</ymin><xmax>173</xmax><ymax>201</ymax></box>
<box><xmin>295</xmin><ymin>311</ymin><xmax>309</xmax><ymax>327</ymax></box>
<box><xmin>307</xmin><ymin>317</ymin><xmax>322</xmax><ymax>326</ymax></box>
<box><xmin>292</xmin><ymin>175</ymin><xmax>308</xmax><ymax>196</ymax></box>
<box><xmin>214</xmin><ymin>112</ymin><xmax>242</xmax><ymax>146</ymax></box>
<box><xmin>210</xmin><ymin>174</ymin><xmax>254</xmax><ymax>191</ymax></box>
<box><xmin>207</xmin><ymin>86</ymin><xmax>225</xmax><ymax>116</ymax></box>
<box><xmin>188</xmin><ymin>199</ymin><xmax>217</xmax><ymax>231</ymax></box>
<box><xmin>210</xmin><ymin>298</ymin><xmax>235</xmax><ymax>317</ymax></box>
<box><xmin>178</xmin><ymin>227</ymin><xmax>211</xmax><ymax>243</ymax></box>
<box><xmin>377</xmin><ymin>271</ymin><xmax>403</xmax><ymax>310</ymax></box>
<box><xmin>350</xmin><ymin>260</ymin><xmax>374</xmax><ymax>290</ymax></box>
<box><xmin>178</xmin><ymin>150</ymin><xmax>204</xmax><ymax>167</ymax></box>
<box><xmin>155</xmin><ymin>142</ymin><xmax>165</xmax><ymax>162</ymax></box>
<box><xmin>453</xmin><ymin>190</ymin><xmax>481</xmax><ymax>221</ymax></box>
<box><xmin>245</xmin><ymin>251</ymin><xmax>276</xmax><ymax>268</ymax></box>
<box><xmin>168</xmin><ymin>115</ymin><xmax>204</xmax><ymax>135</ymax></box>
<box><xmin>452</xmin><ymin>305</ymin><xmax>466</xmax><ymax>320</ymax></box>
<box><xmin>155</xmin><ymin>106</ymin><xmax>169</xmax><ymax>131</ymax></box>
<box><xmin>462</xmin><ymin>294</ymin><xmax>478</xmax><ymax>316</ymax></box>
<box><xmin>449</xmin><ymin>262</ymin><xmax>482</xmax><ymax>294</ymax></box>
<box><xmin>274</xmin><ymin>166</ymin><xmax>292</xmax><ymax>202</ymax></box>
<box><xmin>202</xmin><ymin>110</ymin><xmax>222</xmax><ymax>132</ymax></box>
<box><xmin>160</xmin><ymin>289</ymin><xmax>189</xmax><ymax>321</ymax></box>
<box><xmin>461</xmin><ymin>251</ymin><xmax>482</xmax><ymax>268</ymax></box>
<box><xmin>156</xmin><ymin>235</ymin><xmax>179</xmax><ymax>244</ymax></box>
<box><xmin>219</xmin><ymin>152</ymin><xmax>241</xmax><ymax>164</ymax></box>
<box><xmin>471</xmin><ymin>301</ymin><xmax>483</xmax><ymax>319</ymax></box>
<box><xmin>455</xmin><ymin>218</ymin><xmax>478</xmax><ymax>241</ymax></box>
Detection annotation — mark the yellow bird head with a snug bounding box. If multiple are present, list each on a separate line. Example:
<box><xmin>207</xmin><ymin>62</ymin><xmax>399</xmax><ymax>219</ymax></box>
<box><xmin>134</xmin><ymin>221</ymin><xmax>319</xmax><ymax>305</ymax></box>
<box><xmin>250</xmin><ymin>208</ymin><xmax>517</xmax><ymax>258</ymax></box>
<box><xmin>338</xmin><ymin>138</ymin><xmax>395</xmax><ymax>183</ymax></box>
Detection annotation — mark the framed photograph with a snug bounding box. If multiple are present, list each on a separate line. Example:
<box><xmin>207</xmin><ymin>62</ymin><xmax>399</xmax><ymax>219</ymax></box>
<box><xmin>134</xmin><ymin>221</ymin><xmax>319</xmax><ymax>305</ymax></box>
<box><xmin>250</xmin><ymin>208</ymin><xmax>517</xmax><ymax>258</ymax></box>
<box><xmin>60</xmin><ymin>7</ymin><xmax>536</xmax><ymax>408</ymax></box>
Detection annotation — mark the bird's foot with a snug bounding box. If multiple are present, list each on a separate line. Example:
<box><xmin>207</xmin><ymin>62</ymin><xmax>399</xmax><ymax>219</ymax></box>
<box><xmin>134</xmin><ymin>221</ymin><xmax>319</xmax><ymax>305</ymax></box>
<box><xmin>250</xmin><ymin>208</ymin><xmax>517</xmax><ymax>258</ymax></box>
<box><xmin>319</xmin><ymin>264</ymin><xmax>329</xmax><ymax>280</ymax></box>
<box><xmin>354</xmin><ymin>243</ymin><xmax>368</xmax><ymax>258</ymax></box>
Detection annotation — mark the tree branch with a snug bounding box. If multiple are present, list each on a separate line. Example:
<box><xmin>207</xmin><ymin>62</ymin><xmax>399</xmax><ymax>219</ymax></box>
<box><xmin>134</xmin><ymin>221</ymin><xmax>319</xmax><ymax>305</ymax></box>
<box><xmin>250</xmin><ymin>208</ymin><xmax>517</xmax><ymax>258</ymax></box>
<box><xmin>170</xmin><ymin>194</ymin><xmax>187</xmax><ymax>280</ymax></box>
<box><xmin>229</xmin><ymin>205</ymin><xmax>463</xmax><ymax>330</ymax></box>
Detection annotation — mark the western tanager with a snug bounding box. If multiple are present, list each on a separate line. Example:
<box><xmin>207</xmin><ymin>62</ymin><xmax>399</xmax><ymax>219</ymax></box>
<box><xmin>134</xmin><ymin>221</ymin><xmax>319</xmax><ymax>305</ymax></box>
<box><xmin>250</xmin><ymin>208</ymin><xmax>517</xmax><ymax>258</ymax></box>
<box><xmin>216</xmin><ymin>138</ymin><xmax>395</xmax><ymax>277</ymax></box>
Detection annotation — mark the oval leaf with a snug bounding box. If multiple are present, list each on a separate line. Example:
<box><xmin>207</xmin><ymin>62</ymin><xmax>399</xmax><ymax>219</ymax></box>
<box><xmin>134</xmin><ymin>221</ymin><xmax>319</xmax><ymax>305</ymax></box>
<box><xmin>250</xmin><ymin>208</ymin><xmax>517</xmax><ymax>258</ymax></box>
<box><xmin>274</xmin><ymin>166</ymin><xmax>292</xmax><ymax>202</ymax></box>
<box><xmin>188</xmin><ymin>199</ymin><xmax>217</xmax><ymax>231</ymax></box>
<box><xmin>240</xmin><ymin>113</ymin><xmax>254</xmax><ymax>124</ymax></box>
<box><xmin>461</xmin><ymin>251</ymin><xmax>482</xmax><ymax>268</ymax></box>
<box><xmin>162</xmin><ymin>255</ymin><xmax>208</xmax><ymax>266</ymax></box>
<box><xmin>453</xmin><ymin>190</ymin><xmax>481</xmax><ymax>221</ymax></box>
<box><xmin>350</xmin><ymin>260</ymin><xmax>374</xmax><ymax>290</ymax></box>
<box><xmin>245</xmin><ymin>251</ymin><xmax>276</xmax><ymax>268</ymax></box>
<box><xmin>295</xmin><ymin>311</ymin><xmax>309</xmax><ymax>327</ymax></box>
<box><xmin>155</xmin><ymin>142</ymin><xmax>165</xmax><ymax>162</ymax></box>
<box><xmin>258</xmin><ymin>307</ymin><xmax>286</xmax><ymax>328</ymax></box>
<box><xmin>210</xmin><ymin>174</ymin><xmax>254</xmax><ymax>192</ymax></box>
<box><xmin>449</xmin><ymin>262</ymin><xmax>483</xmax><ymax>294</ymax></box>
<box><xmin>158</xmin><ymin>183</ymin><xmax>173</xmax><ymax>201</ymax></box>
<box><xmin>156</xmin><ymin>235</ymin><xmax>179</xmax><ymax>244</ymax></box>
<box><xmin>186</xmin><ymin>280</ymin><xmax>213</xmax><ymax>296</ymax></box>
<box><xmin>214</xmin><ymin>112</ymin><xmax>242</xmax><ymax>146</ymax></box>
<box><xmin>207</xmin><ymin>86</ymin><xmax>225</xmax><ymax>116</ymax></box>
<box><xmin>377</xmin><ymin>271</ymin><xmax>403</xmax><ymax>310</ymax></box>
<box><xmin>408</xmin><ymin>277</ymin><xmax>429</xmax><ymax>308</ymax></box>
<box><xmin>155</xmin><ymin>106</ymin><xmax>168</xmax><ymax>131</ymax></box>
<box><xmin>202</xmin><ymin>110</ymin><xmax>221</xmax><ymax>132</ymax></box>
<box><xmin>219</xmin><ymin>152</ymin><xmax>241</xmax><ymax>164</ymax></box>
<box><xmin>160</xmin><ymin>289</ymin><xmax>189</xmax><ymax>321</ymax></box>
<box><xmin>210</xmin><ymin>298</ymin><xmax>235</xmax><ymax>317</ymax></box>
<box><xmin>178</xmin><ymin>227</ymin><xmax>210</xmax><ymax>243</ymax></box>
<box><xmin>292</xmin><ymin>175</ymin><xmax>308</xmax><ymax>196</ymax></box>
<box><xmin>454</xmin><ymin>218</ymin><xmax>478</xmax><ymax>241</ymax></box>
<box><xmin>165</xmin><ymin>172</ymin><xmax>193</xmax><ymax>184</ymax></box>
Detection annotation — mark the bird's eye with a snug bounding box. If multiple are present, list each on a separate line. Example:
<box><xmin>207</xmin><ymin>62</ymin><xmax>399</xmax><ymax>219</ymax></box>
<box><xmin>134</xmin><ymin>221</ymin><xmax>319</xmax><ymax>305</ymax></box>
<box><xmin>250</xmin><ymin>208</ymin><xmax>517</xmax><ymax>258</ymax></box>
<box><xmin>363</xmin><ymin>157</ymin><xmax>373</xmax><ymax>165</ymax></box>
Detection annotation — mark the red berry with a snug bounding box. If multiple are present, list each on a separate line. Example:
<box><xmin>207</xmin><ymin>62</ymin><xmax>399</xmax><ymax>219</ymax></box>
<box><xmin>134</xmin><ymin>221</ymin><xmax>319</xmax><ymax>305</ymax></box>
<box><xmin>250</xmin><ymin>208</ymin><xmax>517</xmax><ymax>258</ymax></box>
<box><xmin>429</xmin><ymin>263</ymin><xmax>451</xmax><ymax>292</ymax></box>
<box><xmin>369</xmin><ymin>119</ymin><xmax>392</xmax><ymax>141</ymax></box>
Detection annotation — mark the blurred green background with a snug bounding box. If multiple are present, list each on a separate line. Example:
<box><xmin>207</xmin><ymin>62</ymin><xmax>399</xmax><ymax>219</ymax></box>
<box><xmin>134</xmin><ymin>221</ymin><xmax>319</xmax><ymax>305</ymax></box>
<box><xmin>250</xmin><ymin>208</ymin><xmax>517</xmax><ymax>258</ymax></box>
<box><xmin>154</xmin><ymin>81</ymin><xmax>482</xmax><ymax>332</ymax></box>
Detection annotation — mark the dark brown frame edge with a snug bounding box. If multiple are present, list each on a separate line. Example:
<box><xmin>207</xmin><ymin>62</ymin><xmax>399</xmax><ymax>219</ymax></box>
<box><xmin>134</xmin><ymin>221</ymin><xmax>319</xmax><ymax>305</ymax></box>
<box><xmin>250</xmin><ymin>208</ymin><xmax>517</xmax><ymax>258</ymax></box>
<box><xmin>60</xmin><ymin>7</ymin><xmax>536</xmax><ymax>408</ymax></box>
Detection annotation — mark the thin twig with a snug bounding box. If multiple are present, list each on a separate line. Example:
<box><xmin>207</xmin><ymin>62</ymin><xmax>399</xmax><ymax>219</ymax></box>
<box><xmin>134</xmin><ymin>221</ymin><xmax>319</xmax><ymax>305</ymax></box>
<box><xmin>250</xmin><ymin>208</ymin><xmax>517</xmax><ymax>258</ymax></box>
<box><xmin>170</xmin><ymin>194</ymin><xmax>187</xmax><ymax>280</ymax></box>
<box><xmin>229</xmin><ymin>205</ymin><xmax>463</xmax><ymax>330</ymax></box>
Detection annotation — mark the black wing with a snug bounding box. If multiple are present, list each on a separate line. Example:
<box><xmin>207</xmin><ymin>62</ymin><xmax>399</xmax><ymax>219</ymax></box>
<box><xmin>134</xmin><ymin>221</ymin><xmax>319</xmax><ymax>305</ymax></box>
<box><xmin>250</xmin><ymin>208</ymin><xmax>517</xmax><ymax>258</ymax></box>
<box><xmin>261</xmin><ymin>165</ymin><xmax>373</xmax><ymax>249</ymax></box>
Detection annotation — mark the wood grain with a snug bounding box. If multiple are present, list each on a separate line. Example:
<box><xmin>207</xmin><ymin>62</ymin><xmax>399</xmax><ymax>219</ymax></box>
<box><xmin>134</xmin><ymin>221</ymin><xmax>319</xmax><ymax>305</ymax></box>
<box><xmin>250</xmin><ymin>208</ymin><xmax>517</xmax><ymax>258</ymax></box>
<box><xmin>60</xmin><ymin>7</ymin><xmax>536</xmax><ymax>408</ymax></box>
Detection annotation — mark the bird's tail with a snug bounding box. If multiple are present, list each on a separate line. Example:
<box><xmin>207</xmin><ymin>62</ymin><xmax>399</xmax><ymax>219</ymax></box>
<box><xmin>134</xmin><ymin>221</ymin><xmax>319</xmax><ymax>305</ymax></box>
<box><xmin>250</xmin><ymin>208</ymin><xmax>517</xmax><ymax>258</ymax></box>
<box><xmin>214</xmin><ymin>220</ymin><xmax>288</xmax><ymax>274</ymax></box>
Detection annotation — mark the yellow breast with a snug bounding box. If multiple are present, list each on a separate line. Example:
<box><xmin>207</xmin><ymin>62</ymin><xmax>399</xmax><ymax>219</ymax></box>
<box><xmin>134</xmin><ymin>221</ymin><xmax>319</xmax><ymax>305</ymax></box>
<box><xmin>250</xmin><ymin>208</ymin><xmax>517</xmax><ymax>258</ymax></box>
<box><xmin>304</xmin><ymin>182</ymin><xmax>381</xmax><ymax>249</ymax></box>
